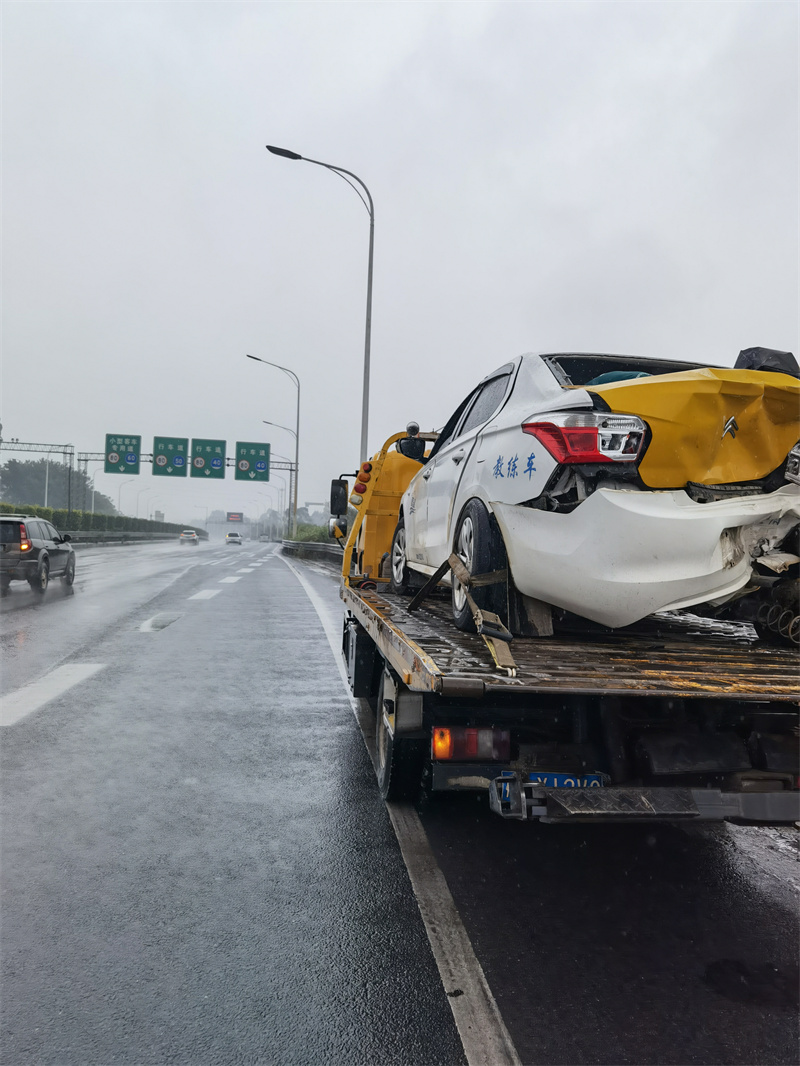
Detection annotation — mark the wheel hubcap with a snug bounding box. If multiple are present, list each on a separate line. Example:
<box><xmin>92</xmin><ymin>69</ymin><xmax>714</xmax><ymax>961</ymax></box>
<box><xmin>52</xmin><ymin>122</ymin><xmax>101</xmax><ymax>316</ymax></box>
<box><xmin>392</xmin><ymin>529</ymin><xmax>406</xmax><ymax>583</ymax></box>
<box><xmin>453</xmin><ymin>517</ymin><xmax>473</xmax><ymax>612</ymax></box>
<box><xmin>377</xmin><ymin>705</ymin><xmax>388</xmax><ymax>771</ymax></box>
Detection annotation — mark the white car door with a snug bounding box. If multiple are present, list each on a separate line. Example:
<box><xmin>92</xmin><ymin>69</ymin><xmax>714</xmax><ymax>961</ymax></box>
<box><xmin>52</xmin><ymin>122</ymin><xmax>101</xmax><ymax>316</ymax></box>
<box><xmin>417</xmin><ymin>369</ymin><xmax>514</xmax><ymax>568</ymax></box>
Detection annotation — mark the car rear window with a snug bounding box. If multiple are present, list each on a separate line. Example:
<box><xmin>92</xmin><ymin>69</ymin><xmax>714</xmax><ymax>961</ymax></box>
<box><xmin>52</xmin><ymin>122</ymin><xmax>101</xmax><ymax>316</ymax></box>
<box><xmin>544</xmin><ymin>354</ymin><xmax>715</xmax><ymax>387</ymax></box>
<box><xmin>0</xmin><ymin>522</ymin><xmax>20</xmax><ymax>544</ymax></box>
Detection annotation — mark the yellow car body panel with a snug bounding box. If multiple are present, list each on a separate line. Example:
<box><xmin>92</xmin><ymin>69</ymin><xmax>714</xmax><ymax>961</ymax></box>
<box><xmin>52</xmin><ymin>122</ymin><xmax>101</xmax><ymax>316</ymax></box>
<box><xmin>588</xmin><ymin>368</ymin><xmax>800</xmax><ymax>488</ymax></box>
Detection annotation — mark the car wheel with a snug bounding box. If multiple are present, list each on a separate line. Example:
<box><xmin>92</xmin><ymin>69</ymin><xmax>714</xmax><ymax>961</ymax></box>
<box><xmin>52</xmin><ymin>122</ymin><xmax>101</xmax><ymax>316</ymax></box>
<box><xmin>389</xmin><ymin>517</ymin><xmax>412</xmax><ymax>594</ymax></box>
<box><xmin>0</xmin><ymin>577</ymin><xmax>10</xmax><ymax>597</ymax></box>
<box><xmin>61</xmin><ymin>556</ymin><xmax>76</xmax><ymax>586</ymax></box>
<box><xmin>451</xmin><ymin>500</ymin><xmax>506</xmax><ymax>631</ymax></box>
<box><xmin>29</xmin><ymin>559</ymin><xmax>49</xmax><ymax>594</ymax></box>
<box><xmin>375</xmin><ymin>672</ymin><xmax>425</xmax><ymax>801</ymax></box>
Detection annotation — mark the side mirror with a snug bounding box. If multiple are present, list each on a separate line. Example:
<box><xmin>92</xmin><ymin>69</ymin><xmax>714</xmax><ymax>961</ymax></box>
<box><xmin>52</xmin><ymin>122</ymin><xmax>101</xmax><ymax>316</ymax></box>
<box><xmin>61</xmin><ymin>534</ymin><xmax>72</xmax><ymax>542</ymax></box>
<box><xmin>329</xmin><ymin>517</ymin><xmax>347</xmax><ymax>540</ymax></box>
<box><xmin>396</xmin><ymin>422</ymin><xmax>425</xmax><ymax>462</ymax></box>
<box><xmin>396</xmin><ymin>437</ymin><xmax>426</xmax><ymax>462</ymax></box>
<box><xmin>330</xmin><ymin>479</ymin><xmax>348</xmax><ymax>516</ymax></box>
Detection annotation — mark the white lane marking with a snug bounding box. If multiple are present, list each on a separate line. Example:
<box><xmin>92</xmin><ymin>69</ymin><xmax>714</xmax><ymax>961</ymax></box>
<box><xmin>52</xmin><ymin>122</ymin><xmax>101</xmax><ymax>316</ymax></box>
<box><xmin>219</xmin><ymin>576</ymin><xmax>241</xmax><ymax>583</ymax></box>
<box><xmin>1</xmin><ymin>664</ymin><xmax>106</xmax><ymax>727</ymax></box>
<box><xmin>188</xmin><ymin>589</ymin><xmax>221</xmax><ymax>600</ymax></box>
<box><xmin>279</xmin><ymin>554</ymin><xmax>521</xmax><ymax>1066</ymax></box>
<box><xmin>139</xmin><ymin>613</ymin><xmax>181</xmax><ymax>633</ymax></box>
<box><xmin>236</xmin><ymin>568</ymin><xmax>256</xmax><ymax>573</ymax></box>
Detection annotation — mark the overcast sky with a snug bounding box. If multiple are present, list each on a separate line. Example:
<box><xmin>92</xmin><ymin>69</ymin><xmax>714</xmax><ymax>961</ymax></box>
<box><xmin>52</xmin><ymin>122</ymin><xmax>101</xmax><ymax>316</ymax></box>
<box><xmin>3</xmin><ymin>0</ymin><xmax>798</xmax><ymax>524</ymax></box>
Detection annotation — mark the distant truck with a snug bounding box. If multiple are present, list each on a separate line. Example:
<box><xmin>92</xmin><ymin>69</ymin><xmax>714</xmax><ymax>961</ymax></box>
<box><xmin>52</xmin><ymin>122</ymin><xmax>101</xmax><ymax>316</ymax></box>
<box><xmin>328</xmin><ymin>428</ymin><xmax>799</xmax><ymax>825</ymax></box>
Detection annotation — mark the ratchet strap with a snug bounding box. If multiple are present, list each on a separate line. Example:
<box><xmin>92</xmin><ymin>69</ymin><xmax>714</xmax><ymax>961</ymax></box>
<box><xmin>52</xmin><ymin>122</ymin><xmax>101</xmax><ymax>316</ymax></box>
<box><xmin>407</xmin><ymin>553</ymin><xmax>517</xmax><ymax>678</ymax></box>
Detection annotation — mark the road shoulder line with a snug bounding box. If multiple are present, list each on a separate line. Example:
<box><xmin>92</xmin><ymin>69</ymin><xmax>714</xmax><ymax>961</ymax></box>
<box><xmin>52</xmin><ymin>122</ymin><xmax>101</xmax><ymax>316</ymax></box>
<box><xmin>279</xmin><ymin>553</ymin><xmax>521</xmax><ymax>1066</ymax></box>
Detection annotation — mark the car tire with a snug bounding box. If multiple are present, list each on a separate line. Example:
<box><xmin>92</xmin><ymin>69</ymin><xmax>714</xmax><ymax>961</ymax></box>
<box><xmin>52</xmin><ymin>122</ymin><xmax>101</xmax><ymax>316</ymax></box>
<box><xmin>61</xmin><ymin>556</ymin><xmax>76</xmax><ymax>586</ymax></box>
<box><xmin>0</xmin><ymin>577</ymin><xmax>10</xmax><ymax>597</ymax></box>
<box><xmin>451</xmin><ymin>500</ymin><xmax>506</xmax><ymax>631</ymax></box>
<box><xmin>375</xmin><ymin>672</ymin><xmax>425</xmax><ymax>801</ymax></box>
<box><xmin>29</xmin><ymin>559</ymin><xmax>49</xmax><ymax>594</ymax></box>
<box><xmin>389</xmin><ymin>517</ymin><xmax>412</xmax><ymax>595</ymax></box>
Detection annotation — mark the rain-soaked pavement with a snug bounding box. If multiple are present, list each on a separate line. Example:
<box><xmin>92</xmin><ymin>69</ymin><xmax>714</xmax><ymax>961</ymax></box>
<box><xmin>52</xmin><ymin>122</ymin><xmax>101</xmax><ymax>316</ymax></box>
<box><xmin>1</xmin><ymin>541</ymin><xmax>798</xmax><ymax>1065</ymax></box>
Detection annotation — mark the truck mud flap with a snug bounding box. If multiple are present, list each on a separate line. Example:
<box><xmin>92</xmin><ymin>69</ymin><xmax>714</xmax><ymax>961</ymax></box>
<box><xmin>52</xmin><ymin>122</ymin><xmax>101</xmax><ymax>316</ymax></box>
<box><xmin>489</xmin><ymin>776</ymin><xmax>800</xmax><ymax>824</ymax></box>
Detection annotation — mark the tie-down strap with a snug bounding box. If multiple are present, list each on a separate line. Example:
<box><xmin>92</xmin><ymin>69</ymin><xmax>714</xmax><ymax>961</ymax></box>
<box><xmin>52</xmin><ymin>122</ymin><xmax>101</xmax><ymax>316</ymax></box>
<box><xmin>407</xmin><ymin>553</ymin><xmax>517</xmax><ymax>677</ymax></box>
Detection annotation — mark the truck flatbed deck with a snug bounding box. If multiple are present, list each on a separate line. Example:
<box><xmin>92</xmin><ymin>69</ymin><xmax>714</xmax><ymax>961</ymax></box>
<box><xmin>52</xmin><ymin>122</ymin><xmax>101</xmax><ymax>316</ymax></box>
<box><xmin>343</xmin><ymin>582</ymin><xmax>799</xmax><ymax>702</ymax></box>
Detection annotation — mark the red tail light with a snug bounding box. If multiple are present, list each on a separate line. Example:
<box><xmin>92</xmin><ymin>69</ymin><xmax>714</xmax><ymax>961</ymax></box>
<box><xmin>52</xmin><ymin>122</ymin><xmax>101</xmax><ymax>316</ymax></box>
<box><xmin>522</xmin><ymin>412</ymin><xmax>646</xmax><ymax>464</ymax></box>
<box><xmin>432</xmin><ymin>726</ymin><xmax>510</xmax><ymax>761</ymax></box>
<box><xmin>19</xmin><ymin>523</ymin><xmax>32</xmax><ymax>552</ymax></box>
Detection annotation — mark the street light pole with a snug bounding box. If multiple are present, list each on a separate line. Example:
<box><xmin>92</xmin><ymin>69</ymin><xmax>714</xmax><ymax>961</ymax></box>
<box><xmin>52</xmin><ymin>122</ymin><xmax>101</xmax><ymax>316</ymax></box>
<box><xmin>118</xmin><ymin>478</ymin><xmax>134</xmax><ymax>514</ymax></box>
<box><xmin>90</xmin><ymin>468</ymin><xmax>101</xmax><ymax>514</ymax></box>
<box><xmin>136</xmin><ymin>486</ymin><xmax>154</xmax><ymax>518</ymax></box>
<box><xmin>246</xmin><ymin>354</ymin><xmax>300</xmax><ymax>536</ymax></box>
<box><xmin>266</xmin><ymin>145</ymin><xmax>374</xmax><ymax>462</ymax></box>
<box><xmin>262</xmin><ymin>421</ymin><xmax>298</xmax><ymax>537</ymax></box>
<box><xmin>269</xmin><ymin>473</ymin><xmax>288</xmax><ymax>537</ymax></box>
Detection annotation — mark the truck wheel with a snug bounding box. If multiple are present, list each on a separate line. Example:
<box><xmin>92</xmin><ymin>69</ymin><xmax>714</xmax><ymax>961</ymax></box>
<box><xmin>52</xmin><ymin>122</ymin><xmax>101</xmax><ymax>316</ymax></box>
<box><xmin>389</xmin><ymin>517</ymin><xmax>412</xmax><ymax>595</ymax></box>
<box><xmin>451</xmin><ymin>500</ymin><xmax>506</xmax><ymax>631</ymax></box>
<box><xmin>376</xmin><ymin>673</ymin><xmax>425</xmax><ymax>801</ymax></box>
<box><xmin>29</xmin><ymin>560</ymin><xmax>49</xmax><ymax>594</ymax></box>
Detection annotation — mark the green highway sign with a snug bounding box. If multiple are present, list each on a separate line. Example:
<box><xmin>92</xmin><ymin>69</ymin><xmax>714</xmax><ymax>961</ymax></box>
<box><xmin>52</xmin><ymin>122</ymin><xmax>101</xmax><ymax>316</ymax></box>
<box><xmin>234</xmin><ymin>441</ymin><xmax>270</xmax><ymax>482</ymax></box>
<box><xmin>190</xmin><ymin>438</ymin><xmax>226</xmax><ymax>479</ymax></box>
<box><xmin>105</xmin><ymin>434</ymin><xmax>141</xmax><ymax>474</ymax></box>
<box><xmin>152</xmin><ymin>436</ymin><xmax>189</xmax><ymax>477</ymax></box>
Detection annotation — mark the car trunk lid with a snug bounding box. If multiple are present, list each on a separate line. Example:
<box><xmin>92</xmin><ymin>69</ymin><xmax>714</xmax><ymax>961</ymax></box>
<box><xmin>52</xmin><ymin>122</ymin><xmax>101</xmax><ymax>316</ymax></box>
<box><xmin>587</xmin><ymin>368</ymin><xmax>800</xmax><ymax>488</ymax></box>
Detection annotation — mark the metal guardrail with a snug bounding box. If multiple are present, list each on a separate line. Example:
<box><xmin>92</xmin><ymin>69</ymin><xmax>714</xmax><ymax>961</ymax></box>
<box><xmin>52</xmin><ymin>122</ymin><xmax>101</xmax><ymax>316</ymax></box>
<box><xmin>64</xmin><ymin>531</ymin><xmax>193</xmax><ymax>547</ymax></box>
<box><xmin>281</xmin><ymin>540</ymin><xmax>343</xmax><ymax>566</ymax></box>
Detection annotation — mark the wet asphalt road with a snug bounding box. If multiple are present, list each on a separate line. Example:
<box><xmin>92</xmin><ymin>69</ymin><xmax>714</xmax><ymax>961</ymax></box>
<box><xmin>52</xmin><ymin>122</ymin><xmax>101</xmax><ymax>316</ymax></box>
<box><xmin>1</xmin><ymin>541</ymin><xmax>798</xmax><ymax>1065</ymax></box>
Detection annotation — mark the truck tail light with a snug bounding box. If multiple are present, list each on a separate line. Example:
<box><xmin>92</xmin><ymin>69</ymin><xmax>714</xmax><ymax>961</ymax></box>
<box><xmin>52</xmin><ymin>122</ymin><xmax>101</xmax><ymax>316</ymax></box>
<box><xmin>522</xmin><ymin>412</ymin><xmax>646</xmax><ymax>464</ymax></box>
<box><xmin>432</xmin><ymin>727</ymin><xmax>510</xmax><ymax>761</ymax></box>
<box><xmin>19</xmin><ymin>523</ymin><xmax>32</xmax><ymax>552</ymax></box>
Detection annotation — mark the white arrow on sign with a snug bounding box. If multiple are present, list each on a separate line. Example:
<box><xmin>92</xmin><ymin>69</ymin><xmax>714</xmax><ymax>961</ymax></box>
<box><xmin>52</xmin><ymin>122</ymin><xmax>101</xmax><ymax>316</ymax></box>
<box><xmin>249</xmin><ymin>472</ymin><xmax>255</xmax><ymax>479</ymax></box>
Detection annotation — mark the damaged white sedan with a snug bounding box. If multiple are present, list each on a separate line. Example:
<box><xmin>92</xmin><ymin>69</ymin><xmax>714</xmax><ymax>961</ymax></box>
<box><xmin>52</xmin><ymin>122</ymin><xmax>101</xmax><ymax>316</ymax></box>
<box><xmin>390</xmin><ymin>348</ymin><xmax>800</xmax><ymax>642</ymax></box>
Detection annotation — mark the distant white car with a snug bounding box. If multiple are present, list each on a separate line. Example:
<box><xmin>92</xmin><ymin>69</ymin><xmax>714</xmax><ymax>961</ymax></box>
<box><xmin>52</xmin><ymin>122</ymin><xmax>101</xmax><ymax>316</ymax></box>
<box><xmin>226</xmin><ymin>532</ymin><xmax>243</xmax><ymax>545</ymax></box>
<box><xmin>179</xmin><ymin>530</ymin><xmax>199</xmax><ymax>546</ymax></box>
<box><xmin>391</xmin><ymin>350</ymin><xmax>800</xmax><ymax>633</ymax></box>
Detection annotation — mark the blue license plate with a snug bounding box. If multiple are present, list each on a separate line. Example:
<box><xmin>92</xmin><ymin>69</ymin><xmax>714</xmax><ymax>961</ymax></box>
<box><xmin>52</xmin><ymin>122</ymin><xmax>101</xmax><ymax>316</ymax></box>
<box><xmin>527</xmin><ymin>772</ymin><xmax>603</xmax><ymax>788</ymax></box>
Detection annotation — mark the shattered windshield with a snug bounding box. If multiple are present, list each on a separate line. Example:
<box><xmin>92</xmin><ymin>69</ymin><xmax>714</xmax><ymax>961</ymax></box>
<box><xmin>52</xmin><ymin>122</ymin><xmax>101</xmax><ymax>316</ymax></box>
<box><xmin>544</xmin><ymin>353</ymin><xmax>714</xmax><ymax>387</ymax></box>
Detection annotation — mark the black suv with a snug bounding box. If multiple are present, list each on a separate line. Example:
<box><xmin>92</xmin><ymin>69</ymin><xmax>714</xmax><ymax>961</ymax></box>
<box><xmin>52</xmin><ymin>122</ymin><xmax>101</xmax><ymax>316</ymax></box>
<box><xmin>0</xmin><ymin>515</ymin><xmax>76</xmax><ymax>595</ymax></box>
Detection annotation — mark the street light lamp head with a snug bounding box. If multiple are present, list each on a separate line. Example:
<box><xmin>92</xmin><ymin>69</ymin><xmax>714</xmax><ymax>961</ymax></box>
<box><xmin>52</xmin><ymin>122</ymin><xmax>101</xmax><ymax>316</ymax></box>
<box><xmin>267</xmin><ymin>145</ymin><xmax>302</xmax><ymax>161</ymax></box>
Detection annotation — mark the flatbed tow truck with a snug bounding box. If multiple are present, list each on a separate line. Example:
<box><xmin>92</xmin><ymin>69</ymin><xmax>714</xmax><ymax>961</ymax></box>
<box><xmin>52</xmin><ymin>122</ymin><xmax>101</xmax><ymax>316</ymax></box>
<box><xmin>330</xmin><ymin>430</ymin><xmax>800</xmax><ymax>825</ymax></box>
